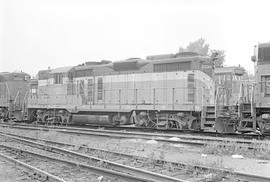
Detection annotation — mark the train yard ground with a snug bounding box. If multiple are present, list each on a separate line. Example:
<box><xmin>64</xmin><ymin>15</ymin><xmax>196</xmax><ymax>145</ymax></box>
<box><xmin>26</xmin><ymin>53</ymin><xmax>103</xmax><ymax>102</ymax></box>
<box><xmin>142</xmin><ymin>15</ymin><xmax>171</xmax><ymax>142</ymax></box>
<box><xmin>0</xmin><ymin>123</ymin><xmax>270</xmax><ymax>181</ymax></box>
<box><xmin>0</xmin><ymin>156</ymin><xmax>42</xmax><ymax>182</ymax></box>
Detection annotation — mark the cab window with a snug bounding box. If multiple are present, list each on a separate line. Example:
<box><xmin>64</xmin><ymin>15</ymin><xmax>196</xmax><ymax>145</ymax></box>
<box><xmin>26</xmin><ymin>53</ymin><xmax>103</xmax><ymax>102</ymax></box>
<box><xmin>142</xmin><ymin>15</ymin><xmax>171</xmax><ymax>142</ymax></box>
<box><xmin>97</xmin><ymin>78</ymin><xmax>103</xmax><ymax>100</ymax></box>
<box><xmin>261</xmin><ymin>75</ymin><xmax>270</xmax><ymax>96</ymax></box>
<box><xmin>54</xmin><ymin>73</ymin><xmax>63</xmax><ymax>84</ymax></box>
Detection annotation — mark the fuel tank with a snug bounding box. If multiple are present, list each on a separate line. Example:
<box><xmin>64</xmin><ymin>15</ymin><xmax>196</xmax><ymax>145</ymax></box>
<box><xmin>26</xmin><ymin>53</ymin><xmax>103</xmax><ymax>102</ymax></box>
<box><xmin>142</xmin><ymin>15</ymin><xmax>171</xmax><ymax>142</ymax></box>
<box><xmin>71</xmin><ymin>114</ymin><xmax>111</xmax><ymax>125</ymax></box>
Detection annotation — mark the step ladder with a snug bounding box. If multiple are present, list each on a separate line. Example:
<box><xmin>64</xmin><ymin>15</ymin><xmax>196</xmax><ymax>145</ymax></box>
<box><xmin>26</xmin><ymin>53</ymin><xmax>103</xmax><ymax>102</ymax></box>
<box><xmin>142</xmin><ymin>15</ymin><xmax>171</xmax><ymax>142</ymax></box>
<box><xmin>237</xmin><ymin>82</ymin><xmax>256</xmax><ymax>132</ymax></box>
<box><xmin>237</xmin><ymin>103</ymin><xmax>256</xmax><ymax>132</ymax></box>
<box><xmin>201</xmin><ymin>86</ymin><xmax>238</xmax><ymax>133</ymax></box>
<box><xmin>201</xmin><ymin>105</ymin><xmax>216</xmax><ymax>131</ymax></box>
<box><xmin>215</xmin><ymin>105</ymin><xmax>238</xmax><ymax>133</ymax></box>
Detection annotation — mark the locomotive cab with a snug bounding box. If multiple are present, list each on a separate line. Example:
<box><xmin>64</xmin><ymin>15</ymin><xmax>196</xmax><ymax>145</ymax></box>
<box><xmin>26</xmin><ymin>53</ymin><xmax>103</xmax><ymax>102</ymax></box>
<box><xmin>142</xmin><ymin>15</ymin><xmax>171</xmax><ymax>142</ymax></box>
<box><xmin>27</xmin><ymin>67</ymin><xmax>75</xmax><ymax>124</ymax></box>
<box><xmin>237</xmin><ymin>43</ymin><xmax>270</xmax><ymax>133</ymax></box>
<box><xmin>253</xmin><ymin>43</ymin><xmax>270</xmax><ymax>133</ymax></box>
<box><xmin>214</xmin><ymin>66</ymin><xmax>247</xmax><ymax>133</ymax></box>
<box><xmin>0</xmin><ymin>72</ymin><xmax>30</xmax><ymax>122</ymax></box>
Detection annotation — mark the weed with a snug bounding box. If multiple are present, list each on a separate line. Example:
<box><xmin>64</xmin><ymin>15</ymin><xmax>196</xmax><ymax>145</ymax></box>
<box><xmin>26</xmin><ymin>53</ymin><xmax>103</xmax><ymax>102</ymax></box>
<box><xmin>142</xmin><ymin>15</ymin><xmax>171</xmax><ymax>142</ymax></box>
<box><xmin>141</xmin><ymin>151</ymin><xmax>157</xmax><ymax>167</ymax></box>
<box><xmin>159</xmin><ymin>150</ymin><xmax>165</xmax><ymax>161</ymax></box>
<box><xmin>202</xmin><ymin>141</ymin><xmax>270</xmax><ymax>160</ymax></box>
<box><xmin>182</xmin><ymin>158</ymin><xmax>230</xmax><ymax>181</ymax></box>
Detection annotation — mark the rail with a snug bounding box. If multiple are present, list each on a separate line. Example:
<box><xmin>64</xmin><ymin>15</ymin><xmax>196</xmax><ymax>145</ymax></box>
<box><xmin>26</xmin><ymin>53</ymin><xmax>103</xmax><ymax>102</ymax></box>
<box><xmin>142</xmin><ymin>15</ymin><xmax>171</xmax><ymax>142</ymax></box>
<box><xmin>0</xmin><ymin>132</ymin><xmax>189</xmax><ymax>182</ymax></box>
<box><xmin>0</xmin><ymin>123</ymin><xmax>267</xmax><ymax>145</ymax></box>
<box><xmin>1</xmin><ymin>130</ymin><xmax>270</xmax><ymax>182</ymax></box>
<box><xmin>0</xmin><ymin>152</ymin><xmax>67</xmax><ymax>182</ymax></box>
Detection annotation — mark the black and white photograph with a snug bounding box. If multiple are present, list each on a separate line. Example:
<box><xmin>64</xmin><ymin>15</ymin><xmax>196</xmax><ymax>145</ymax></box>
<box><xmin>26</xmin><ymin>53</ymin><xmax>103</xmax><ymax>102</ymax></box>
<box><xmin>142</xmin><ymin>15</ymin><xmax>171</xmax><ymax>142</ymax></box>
<box><xmin>0</xmin><ymin>0</ymin><xmax>270</xmax><ymax>181</ymax></box>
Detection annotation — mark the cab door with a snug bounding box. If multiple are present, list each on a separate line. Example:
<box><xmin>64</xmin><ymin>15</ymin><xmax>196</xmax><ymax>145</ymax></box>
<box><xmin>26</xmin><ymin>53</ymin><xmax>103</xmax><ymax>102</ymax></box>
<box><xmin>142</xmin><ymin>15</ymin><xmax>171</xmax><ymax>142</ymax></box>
<box><xmin>187</xmin><ymin>73</ymin><xmax>195</xmax><ymax>103</ymax></box>
<box><xmin>87</xmin><ymin>78</ymin><xmax>94</xmax><ymax>105</ymax></box>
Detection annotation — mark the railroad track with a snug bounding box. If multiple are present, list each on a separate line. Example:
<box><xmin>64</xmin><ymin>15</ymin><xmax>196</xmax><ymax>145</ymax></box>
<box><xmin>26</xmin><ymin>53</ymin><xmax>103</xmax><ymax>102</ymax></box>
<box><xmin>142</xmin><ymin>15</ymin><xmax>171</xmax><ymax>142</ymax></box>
<box><xmin>21</xmin><ymin>121</ymin><xmax>269</xmax><ymax>139</ymax></box>
<box><xmin>72</xmin><ymin>124</ymin><xmax>267</xmax><ymax>140</ymax></box>
<box><xmin>0</xmin><ymin>132</ymin><xmax>191</xmax><ymax>182</ymax></box>
<box><xmin>0</xmin><ymin>123</ymin><xmax>268</xmax><ymax>147</ymax></box>
<box><xmin>0</xmin><ymin>146</ymin><xmax>136</xmax><ymax>182</ymax></box>
<box><xmin>0</xmin><ymin>131</ymin><xmax>269</xmax><ymax>182</ymax></box>
<box><xmin>0</xmin><ymin>152</ymin><xmax>67</xmax><ymax>182</ymax></box>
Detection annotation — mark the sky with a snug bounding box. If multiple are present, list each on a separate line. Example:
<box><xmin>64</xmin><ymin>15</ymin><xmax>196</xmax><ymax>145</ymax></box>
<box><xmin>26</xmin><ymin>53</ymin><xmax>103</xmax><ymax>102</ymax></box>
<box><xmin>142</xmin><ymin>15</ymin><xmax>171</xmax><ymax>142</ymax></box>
<box><xmin>0</xmin><ymin>0</ymin><xmax>269</xmax><ymax>77</ymax></box>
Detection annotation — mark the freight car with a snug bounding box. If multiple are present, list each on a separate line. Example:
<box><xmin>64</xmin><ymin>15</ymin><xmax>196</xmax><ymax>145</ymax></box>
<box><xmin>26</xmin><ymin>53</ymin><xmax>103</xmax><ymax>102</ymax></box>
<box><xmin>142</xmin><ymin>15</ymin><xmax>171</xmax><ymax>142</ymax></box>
<box><xmin>27</xmin><ymin>52</ymin><xmax>217</xmax><ymax>130</ymax></box>
<box><xmin>0</xmin><ymin>72</ymin><xmax>30</xmax><ymax>122</ymax></box>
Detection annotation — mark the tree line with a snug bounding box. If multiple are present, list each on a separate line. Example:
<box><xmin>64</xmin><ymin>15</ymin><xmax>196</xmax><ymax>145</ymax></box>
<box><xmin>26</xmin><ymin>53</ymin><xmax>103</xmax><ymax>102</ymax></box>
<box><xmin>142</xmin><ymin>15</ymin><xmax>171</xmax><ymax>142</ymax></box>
<box><xmin>179</xmin><ymin>38</ymin><xmax>225</xmax><ymax>67</ymax></box>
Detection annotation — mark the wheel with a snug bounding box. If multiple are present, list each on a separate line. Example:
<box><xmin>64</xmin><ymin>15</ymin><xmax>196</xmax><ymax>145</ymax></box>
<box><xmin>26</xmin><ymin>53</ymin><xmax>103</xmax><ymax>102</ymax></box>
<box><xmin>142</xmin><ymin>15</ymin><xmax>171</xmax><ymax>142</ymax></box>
<box><xmin>29</xmin><ymin>110</ymin><xmax>37</xmax><ymax>123</ymax></box>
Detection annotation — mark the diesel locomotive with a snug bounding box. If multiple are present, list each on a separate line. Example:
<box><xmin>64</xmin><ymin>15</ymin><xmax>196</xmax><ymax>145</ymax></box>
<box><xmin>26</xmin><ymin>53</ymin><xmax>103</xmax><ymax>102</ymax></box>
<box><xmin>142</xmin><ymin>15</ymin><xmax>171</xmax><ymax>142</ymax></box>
<box><xmin>0</xmin><ymin>72</ymin><xmax>30</xmax><ymax>121</ymax></box>
<box><xmin>27</xmin><ymin>52</ymin><xmax>216</xmax><ymax>130</ymax></box>
<box><xmin>1</xmin><ymin>45</ymin><xmax>269</xmax><ymax>134</ymax></box>
<box><xmin>237</xmin><ymin>42</ymin><xmax>270</xmax><ymax>133</ymax></box>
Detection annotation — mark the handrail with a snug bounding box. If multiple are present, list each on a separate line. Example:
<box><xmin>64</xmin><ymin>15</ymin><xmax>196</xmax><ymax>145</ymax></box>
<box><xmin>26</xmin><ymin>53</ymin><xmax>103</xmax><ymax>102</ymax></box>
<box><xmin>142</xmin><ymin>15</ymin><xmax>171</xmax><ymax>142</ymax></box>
<box><xmin>250</xmin><ymin>83</ymin><xmax>255</xmax><ymax>117</ymax></box>
<box><xmin>214</xmin><ymin>86</ymin><xmax>219</xmax><ymax>118</ymax></box>
<box><xmin>5</xmin><ymin>82</ymin><xmax>10</xmax><ymax>105</ymax></box>
<box><xmin>238</xmin><ymin>83</ymin><xmax>244</xmax><ymax>118</ymax></box>
<box><xmin>14</xmin><ymin>90</ymin><xmax>20</xmax><ymax>107</ymax></box>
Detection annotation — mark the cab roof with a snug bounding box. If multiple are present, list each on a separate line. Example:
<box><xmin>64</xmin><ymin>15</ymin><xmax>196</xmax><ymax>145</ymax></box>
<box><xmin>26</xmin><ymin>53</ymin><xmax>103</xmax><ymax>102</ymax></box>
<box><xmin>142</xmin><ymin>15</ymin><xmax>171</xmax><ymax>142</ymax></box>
<box><xmin>50</xmin><ymin>66</ymin><xmax>74</xmax><ymax>74</ymax></box>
